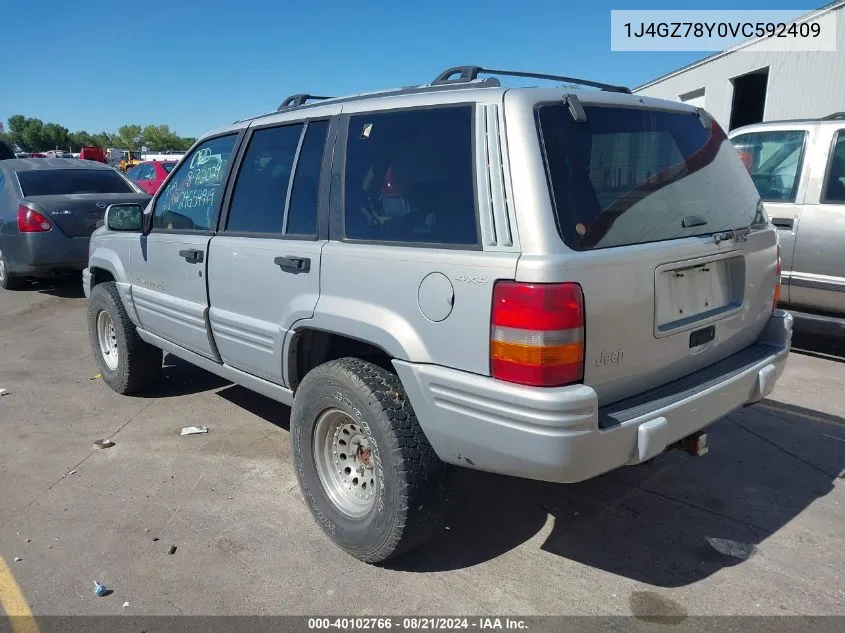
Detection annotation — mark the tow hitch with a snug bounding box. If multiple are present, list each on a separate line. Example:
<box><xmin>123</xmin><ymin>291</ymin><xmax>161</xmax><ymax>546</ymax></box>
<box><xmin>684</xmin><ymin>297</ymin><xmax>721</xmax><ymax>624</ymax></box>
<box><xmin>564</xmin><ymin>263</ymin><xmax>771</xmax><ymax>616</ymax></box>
<box><xmin>672</xmin><ymin>431</ymin><xmax>709</xmax><ymax>457</ymax></box>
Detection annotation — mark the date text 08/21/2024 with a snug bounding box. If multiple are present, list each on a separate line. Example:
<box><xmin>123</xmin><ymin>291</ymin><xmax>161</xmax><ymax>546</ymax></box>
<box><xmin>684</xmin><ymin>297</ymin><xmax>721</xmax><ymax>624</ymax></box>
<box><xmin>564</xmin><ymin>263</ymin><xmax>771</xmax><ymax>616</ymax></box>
<box><xmin>307</xmin><ymin>617</ymin><xmax>529</xmax><ymax>630</ymax></box>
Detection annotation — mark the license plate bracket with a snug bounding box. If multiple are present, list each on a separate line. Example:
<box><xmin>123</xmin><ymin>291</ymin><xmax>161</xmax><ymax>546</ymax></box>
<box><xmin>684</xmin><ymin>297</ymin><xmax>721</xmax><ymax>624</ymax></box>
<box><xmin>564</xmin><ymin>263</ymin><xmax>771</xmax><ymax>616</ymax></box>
<box><xmin>654</xmin><ymin>253</ymin><xmax>745</xmax><ymax>336</ymax></box>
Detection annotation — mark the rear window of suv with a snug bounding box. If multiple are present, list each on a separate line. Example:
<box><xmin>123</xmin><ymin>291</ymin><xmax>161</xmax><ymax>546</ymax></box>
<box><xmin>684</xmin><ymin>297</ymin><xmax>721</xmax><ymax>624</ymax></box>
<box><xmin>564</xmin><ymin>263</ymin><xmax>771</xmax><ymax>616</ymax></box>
<box><xmin>18</xmin><ymin>168</ymin><xmax>135</xmax><ymax>196</ymax></box>
<box><xmin>537</xmin><ymin>104</ymin><xmax>763</xmax><ymax>251</ymax></box>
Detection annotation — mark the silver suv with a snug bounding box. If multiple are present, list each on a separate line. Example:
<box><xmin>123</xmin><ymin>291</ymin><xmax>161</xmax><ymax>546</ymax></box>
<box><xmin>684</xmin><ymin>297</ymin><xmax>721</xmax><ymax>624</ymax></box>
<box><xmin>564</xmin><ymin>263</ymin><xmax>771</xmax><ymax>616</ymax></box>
<box><xmin>83</xmin><ymin>66</ymin><xmax>793</xmax><ymax>564</ymax></box>
<box><xmin>729</xmin><ymin>114</ymin><xmax>845</xmax><ymax>336</ymax></box>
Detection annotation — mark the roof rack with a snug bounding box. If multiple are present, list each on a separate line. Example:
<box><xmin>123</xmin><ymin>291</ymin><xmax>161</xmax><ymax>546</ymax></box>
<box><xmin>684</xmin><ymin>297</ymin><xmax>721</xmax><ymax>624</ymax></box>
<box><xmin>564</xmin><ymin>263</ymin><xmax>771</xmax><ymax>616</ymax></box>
<box><xmin>822</xmin><ymin>112</ymin><xmax>845</xmax><ymax>120</ymax></box>
<box><xmin>431</xmin><ymin>65</ymin><xmax>631</xmax><ymax>94</ymax></box>
<box><xmin>277</xmin><ymin>94</ymin><xmax>333</xmax><ymax>111</ymax></box>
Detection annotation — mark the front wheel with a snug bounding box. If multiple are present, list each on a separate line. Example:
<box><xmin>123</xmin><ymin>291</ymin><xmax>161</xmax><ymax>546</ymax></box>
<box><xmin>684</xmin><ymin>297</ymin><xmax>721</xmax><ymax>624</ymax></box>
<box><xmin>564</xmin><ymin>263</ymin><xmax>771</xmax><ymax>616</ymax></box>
<box><xmin>87</xmin><ymin>282</ymin><xmax>162</xmax><ymax>394</ymax></box>
<box><xmin>291</xmin><ymin>357</ymin><xmax>450</xmax><ymax>564</ymax></box>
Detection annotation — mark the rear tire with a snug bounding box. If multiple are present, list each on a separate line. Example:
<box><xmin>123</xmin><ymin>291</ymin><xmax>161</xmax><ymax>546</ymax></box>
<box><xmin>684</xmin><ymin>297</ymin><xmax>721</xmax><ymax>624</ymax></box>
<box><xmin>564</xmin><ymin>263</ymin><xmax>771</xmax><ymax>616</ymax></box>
<box><xmin>0</xmin><ymin>249</ymin><xmax>24</xmax><ymax>290</ymax></box>
<box><xmin>87</xmin><ymin>282</ymin><xmax>162</xmax><ymax>394</ymax></box>
<box><xmin>291</xmin><ymin>357</ymin><xmax>450</xmax><ymax>564</ymax></box>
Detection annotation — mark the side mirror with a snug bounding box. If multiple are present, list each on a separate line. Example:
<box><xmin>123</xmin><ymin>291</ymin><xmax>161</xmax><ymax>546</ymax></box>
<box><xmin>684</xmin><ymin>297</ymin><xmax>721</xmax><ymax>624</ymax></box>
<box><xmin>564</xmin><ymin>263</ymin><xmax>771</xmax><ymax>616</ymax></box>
<box><xmin>105</xmin><ymin>203</ymin><xmax>144</xmax><ymax>231</ymax></box>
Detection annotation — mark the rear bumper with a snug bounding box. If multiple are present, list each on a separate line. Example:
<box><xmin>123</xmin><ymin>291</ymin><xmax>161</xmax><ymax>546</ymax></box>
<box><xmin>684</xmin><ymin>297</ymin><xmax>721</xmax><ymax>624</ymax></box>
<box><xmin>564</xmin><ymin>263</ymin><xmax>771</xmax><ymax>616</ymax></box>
<box><xmin>2</xmin><ymin>232</ymin><xmax>90</xmax><ymax>275</ymax></box>
<box><xmin>394</xmin><ymin>310</ymin><xmax>793</xmax><ymax>484</ymax></box>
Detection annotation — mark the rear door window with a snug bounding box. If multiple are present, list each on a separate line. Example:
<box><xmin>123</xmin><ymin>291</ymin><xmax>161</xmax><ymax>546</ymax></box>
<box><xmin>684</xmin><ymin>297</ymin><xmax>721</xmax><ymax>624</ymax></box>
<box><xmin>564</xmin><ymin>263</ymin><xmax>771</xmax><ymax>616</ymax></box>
<box><xmin>537</xmin><ymin>104</ymin><xmax>764</xmax><ymax>251</ymax></box>
<box><xmin>285</xmin><ymin>120</ymin><xmax>328</xmax><ymax>236</ymax></box>
<box><xmin>225</xmin><ymin>124</ymin><xmax>304</xmax><ymax>234</ymax></box>
<box><xmin>17</xmin><ymin>169</ymin><xmax>135</xmax><ymax>195</ymax></box>
<box><xmin>730</xmin><ymin>130</ymin><xmax>807</xmax><ymax>202</ymax></box>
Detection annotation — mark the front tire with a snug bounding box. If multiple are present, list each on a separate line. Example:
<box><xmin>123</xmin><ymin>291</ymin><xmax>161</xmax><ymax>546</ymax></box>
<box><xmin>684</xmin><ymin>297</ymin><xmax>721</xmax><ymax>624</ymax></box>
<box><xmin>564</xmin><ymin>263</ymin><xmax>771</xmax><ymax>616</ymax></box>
<box><xmin>87</xmin><ymin>282</ymin><xmax>162</xmax><ymax>394</ymax></box>
<box><xmin>291</xmin><ymin>357</ymin><xmax>450</xmax><ymax>564</ymax></box>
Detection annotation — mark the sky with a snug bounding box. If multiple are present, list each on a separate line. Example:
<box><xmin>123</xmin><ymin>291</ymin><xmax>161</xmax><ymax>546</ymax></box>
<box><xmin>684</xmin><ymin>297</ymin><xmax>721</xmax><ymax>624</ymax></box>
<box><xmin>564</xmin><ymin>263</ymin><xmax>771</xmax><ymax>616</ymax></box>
<box><xmin>0</xmin><ymin>0</ymin><xmax>821</xmax><ymax>139</ymax></box>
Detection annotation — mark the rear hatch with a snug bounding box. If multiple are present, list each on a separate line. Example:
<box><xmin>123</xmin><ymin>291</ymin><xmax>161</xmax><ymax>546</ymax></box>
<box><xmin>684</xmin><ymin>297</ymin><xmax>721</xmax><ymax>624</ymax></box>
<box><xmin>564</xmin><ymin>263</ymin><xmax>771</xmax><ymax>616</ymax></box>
<box><xmin>17</xmin><ymin>168</ymin><xmax>149</xmax><ymax>237</ymax></box>
<box><xmin>526</xmin><ymin>97</ymin><xmax>778</xmax><ymax>406</ymax></box>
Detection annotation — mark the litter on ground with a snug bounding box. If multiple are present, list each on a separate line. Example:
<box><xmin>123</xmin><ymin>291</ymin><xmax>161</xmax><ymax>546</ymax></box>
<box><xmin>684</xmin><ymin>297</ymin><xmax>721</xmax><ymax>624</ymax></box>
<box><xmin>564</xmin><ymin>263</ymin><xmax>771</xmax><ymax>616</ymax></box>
<box><xmin>180</xmin><ymin>426</ymin><xmax>209</xmax><ymax>436</ymax></box>
<box><xmin>93</xmin><ymin>439</ymin><xmax>115</xmax><ymax>449</ymax></box>
<box><xmin>706</xmin><ymin>536</ymin><xmax>758</xmax><ymax>560</ymax></box>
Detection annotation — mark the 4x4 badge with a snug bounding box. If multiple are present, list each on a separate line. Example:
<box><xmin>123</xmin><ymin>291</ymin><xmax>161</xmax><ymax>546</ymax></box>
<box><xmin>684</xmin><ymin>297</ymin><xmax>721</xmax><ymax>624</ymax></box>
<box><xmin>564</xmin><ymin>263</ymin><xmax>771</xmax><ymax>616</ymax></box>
<box><xmin>454</xmin><ymin>274</ymin><xmax>488</xmax><ymax>285</ymax></box>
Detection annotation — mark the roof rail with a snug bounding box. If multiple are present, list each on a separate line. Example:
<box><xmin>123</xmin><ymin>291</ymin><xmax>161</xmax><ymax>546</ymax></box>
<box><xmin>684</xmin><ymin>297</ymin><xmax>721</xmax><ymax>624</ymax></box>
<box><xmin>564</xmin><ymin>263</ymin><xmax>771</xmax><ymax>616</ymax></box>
<box><xmin>822</xmin><ymin>112</ymin><xmax>845</xmax><ymax>120</ymax></box>
<box><xmin>277</xmin><ymin>94</ymin><xmax>333</xmax><ymax>111</ymax></box>
<box><xmin>431</xmin><ymin>65</ymin><xmax>631</xmax><ymax>94</ymax></box>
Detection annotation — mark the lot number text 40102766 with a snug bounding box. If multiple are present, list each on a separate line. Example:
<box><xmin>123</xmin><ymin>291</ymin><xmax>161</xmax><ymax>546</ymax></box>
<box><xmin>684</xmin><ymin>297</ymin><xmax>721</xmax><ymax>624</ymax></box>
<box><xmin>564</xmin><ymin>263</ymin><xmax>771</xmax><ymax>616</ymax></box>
<box><xmin>307</xmin><ymin>617</ymin><xmax>529</xmax><ymax>631</ymax></box>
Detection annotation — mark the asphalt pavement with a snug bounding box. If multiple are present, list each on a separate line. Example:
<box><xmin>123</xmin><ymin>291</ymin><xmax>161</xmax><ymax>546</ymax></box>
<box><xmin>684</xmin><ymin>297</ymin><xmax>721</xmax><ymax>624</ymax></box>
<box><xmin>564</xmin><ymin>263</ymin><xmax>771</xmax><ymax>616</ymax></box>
<box><xmin>0</xmin><ymin>276</ymin><xmax>843</xmax><ymax>619</ymax></box>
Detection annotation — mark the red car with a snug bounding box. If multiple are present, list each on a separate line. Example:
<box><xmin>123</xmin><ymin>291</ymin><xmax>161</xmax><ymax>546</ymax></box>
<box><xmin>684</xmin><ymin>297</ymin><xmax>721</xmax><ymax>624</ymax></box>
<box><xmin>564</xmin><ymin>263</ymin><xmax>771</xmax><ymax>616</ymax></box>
<box><xmin>125</xmin><ymin>160</ymin><xmax>177</xmax><ymax>195</ymax></box>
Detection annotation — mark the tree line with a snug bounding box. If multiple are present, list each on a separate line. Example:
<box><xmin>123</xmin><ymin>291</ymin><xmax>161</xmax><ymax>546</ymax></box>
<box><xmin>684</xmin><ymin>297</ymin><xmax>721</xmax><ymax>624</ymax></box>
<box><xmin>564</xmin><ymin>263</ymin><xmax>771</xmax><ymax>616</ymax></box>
<box><xmin>0</xmin><ymin>115</ymin><xmax>197</xmax><ymax>153</ymax></box>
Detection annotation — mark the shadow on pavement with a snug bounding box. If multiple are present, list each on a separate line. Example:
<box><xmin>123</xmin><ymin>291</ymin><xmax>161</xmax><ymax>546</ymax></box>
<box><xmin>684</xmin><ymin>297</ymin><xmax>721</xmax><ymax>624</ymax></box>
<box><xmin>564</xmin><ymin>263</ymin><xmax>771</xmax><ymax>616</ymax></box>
<box><xmin>216</xmin><ymin>384</ymin><xmax>292</xmax><ymax>432</ymax></box>
<box><xmin>28</xmin><ymin>273</ymin><xmax>86</xmax><ymax>299</ymax></box>
<box><xmin>388</xmin><ymin>400</ymin><xmax>843</xmax><ymax>585</ymax></box>
<box><xmin>791</xmin><ymin>331</ymin><xmax>845</xmax><ymax>363</ymax></box>
<box><xmin>133</xmin><ymin>354</ymin><xmax>230</xmax><ymax>398</ymax></box>
<box><xmin>135</xmin><ymin>352</ymin><xmax>843</xmax><ymax>586</ymax></box>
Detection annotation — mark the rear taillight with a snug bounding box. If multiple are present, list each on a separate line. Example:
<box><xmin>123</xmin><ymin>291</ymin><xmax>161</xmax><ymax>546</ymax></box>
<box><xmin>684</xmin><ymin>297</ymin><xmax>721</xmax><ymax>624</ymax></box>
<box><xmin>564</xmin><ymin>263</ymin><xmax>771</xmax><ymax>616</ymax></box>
<box><xmin>18</xmin><ymin>206</ymin><xmax>52</xmax><ymax>232</ymax></box>
<box><xmin>772</xmin><ymin>243</ymin><xmax>782</xmax><ymax>313</ymax></box>
<box><xmin>491</xmin><ymin>281</ymin><xmax>585</xmax><ymax>387</ymax></box>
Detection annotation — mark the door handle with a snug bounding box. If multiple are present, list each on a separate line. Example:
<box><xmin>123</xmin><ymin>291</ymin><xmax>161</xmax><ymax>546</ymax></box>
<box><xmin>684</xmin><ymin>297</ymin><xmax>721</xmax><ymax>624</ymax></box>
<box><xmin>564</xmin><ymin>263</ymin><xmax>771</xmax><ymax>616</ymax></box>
<box><xmin>274</xmin><ymin>255</ymin><xmax>311</xmax><ymax>273</ymax></box>
<box><xmin>179</xmin><ymin>249</ymin><xmax>204</xmax><ymax>263</ymax></box>
<box><xmin>771</xmin><ymin>218</ymin><xmax>794</xmax><ymax>230</ymax></box>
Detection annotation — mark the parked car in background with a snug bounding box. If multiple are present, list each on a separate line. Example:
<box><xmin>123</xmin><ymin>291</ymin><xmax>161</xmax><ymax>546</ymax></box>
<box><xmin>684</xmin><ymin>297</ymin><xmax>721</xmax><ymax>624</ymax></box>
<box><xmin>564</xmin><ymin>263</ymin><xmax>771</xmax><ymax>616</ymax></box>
<box><xmin>125</xmin><ymin>160</ymin><xmax>177</xmax><ymax>195</ymax></box>
<box><xmin>0</xmin><ymin>141</ymin><xmax>15</xmax><ymax>160</ymax></box>
<box><xmin>730</xmin><ymin>113</ymin><xmax>845</xmax><ymax>336</ymax></box>
<box><xmin>83</xmin><ymin>65</ymin><xmax>791</xmax><ymax>564</ymax></box>
<box><xmin>0</xmin><ymin>158</ymin><xmax>150</xmax><ymax>289</ymax></box>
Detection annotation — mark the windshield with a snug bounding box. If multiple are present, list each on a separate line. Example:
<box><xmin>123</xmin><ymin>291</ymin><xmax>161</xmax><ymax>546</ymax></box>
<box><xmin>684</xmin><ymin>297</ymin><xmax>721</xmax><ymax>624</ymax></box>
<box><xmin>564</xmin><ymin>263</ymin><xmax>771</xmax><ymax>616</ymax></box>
<box><xmin>18</xmin><ymin>169</ymin><xmax>135</xmax><ymax>195</ymax></box>
<box><xmin>537</xmin><ymin>104</ymin><xmax>764</xmax><ymax>250</ymax></box>
<box><xmin>162</xmin><ymin>162</ymin><xmax>177</xmax><ymax>173</ymax></box>
<box><xmin>730</xmin><ymin>130</ymin><xmax>807</xmax><ymax>202</ymax></box>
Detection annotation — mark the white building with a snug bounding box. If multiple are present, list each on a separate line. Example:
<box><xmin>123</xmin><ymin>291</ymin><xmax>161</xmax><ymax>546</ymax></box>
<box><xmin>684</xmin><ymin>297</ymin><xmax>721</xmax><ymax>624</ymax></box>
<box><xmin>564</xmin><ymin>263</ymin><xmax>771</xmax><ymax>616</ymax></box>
<box><xmin>634</xmin><ymin>1</ymin><xmax>845</xmax><ymax>131</ymax></box>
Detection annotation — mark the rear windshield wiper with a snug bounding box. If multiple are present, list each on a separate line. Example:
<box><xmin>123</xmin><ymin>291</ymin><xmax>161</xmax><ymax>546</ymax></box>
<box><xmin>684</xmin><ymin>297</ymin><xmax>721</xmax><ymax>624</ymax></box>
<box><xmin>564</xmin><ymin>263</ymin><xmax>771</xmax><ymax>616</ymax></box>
<box><xmin>712</xmin><ymin>227</ymin><xmax>752</xmax><ymax>244</ymax></box>
<box><xmin>682</xmin><ymin>215</ymin><xmax>708</xmax><ymax>229</ymax></box>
